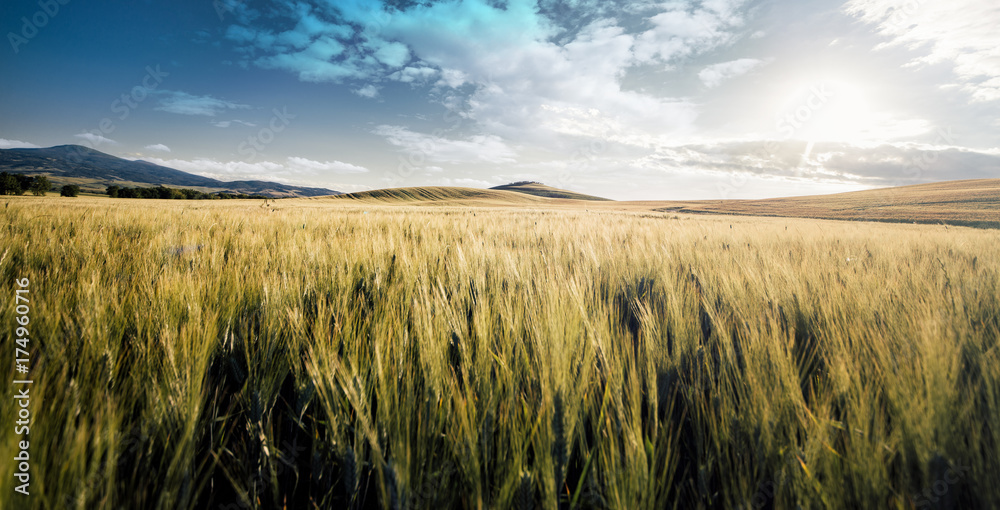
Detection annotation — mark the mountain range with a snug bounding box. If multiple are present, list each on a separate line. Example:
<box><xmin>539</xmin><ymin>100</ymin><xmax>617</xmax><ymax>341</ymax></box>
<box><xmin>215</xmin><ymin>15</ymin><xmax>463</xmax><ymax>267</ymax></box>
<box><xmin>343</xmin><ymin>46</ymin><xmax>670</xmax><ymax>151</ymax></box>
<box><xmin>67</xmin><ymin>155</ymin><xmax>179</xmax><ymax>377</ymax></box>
<box><xmin>0</xmin><ymin>145</ymin><xmax>339</xmax><ymax>197</ymax></box>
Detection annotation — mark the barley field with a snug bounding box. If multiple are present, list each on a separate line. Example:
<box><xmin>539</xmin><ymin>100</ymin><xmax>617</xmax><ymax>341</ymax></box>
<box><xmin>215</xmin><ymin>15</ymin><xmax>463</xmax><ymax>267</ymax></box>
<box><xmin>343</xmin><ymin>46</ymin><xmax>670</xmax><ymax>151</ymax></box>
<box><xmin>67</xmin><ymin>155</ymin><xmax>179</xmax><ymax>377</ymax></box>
<box><xmin>2</xmin><ymin>196</ymin><xmax>999</xmax><ymax>509</ymax></box>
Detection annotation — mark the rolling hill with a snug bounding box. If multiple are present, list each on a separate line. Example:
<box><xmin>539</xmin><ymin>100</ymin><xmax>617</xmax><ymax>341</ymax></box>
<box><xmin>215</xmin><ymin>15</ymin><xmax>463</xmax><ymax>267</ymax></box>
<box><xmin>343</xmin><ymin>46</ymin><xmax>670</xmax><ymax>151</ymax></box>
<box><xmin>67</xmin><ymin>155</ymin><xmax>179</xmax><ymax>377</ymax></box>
<box><xmin>0</xmin><ymin>145</ymin><xmax>339</xmax><ymax>197</ymax></box>
<box><xmin>656</xmin><ymin>179</ymin><xmax>1000</xmax><ymax>228</ymax></box>
<box><xmin>11</xmin><ymin>144</ymin><xmax>992</xmax><ymax>227</ymax></box>
<box><xmin>489</xmin><ymin>181</ymin><xmax>610</xmax><ymax>201</ymax></box>
<box><xmin>329</xmin><ymin>186</ymin><xmax>553</xmax><ymax>205</ymax></box>
<box><xmin>329</xmin><ymin>180</ymin><xmax>1000</xmax><ymax>228</ymax></box>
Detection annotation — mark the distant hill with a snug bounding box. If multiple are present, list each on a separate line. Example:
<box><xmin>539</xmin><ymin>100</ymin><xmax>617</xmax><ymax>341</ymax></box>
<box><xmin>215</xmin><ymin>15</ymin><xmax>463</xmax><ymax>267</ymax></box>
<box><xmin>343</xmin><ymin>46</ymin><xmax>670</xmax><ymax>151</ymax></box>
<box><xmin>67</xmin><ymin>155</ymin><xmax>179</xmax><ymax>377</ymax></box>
<box><xmin>490</xmin><ymin>181</ymin><xmax>610</xmax><ymax>201</ymax></box>
<box><xmin>330</xmin><ymin>180</ymin><xmax>1000</xmax><ymax>228</ymax></box>
<box><xmin>657</xmin><ymin>179</ymin><xmax>1000</xmax><ymax>228</ymax></box>
<box><xmin>330</xmin><ymin>186</ymin><xmax>551</xmax><ymax>205</ymax></box>
<box><xmin>0</xmin><ymin>145</ymin><xmax>339</xmax><ymax>197</ymax></box>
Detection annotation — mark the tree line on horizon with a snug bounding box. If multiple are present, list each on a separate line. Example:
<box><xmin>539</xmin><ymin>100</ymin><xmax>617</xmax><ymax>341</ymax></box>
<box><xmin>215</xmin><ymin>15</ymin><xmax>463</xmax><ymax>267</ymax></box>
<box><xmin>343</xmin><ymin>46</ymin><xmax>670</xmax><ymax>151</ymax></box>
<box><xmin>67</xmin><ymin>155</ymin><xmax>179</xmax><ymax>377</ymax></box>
<box><xmin>0</xmin><ymin>173</ymin><xmax>274</xmax><ymax>199</ymax></box>
<box><xmin>107</xmin><ymin>185</ymin><xmax>270</xmax><ymax>200</ymax></box>
<box><xmin>1</xmin><ymin>172</ymin><xmax>50</xmax><ymax>195</ymax></box>
<box><xmin>0</xmin><ymin>172</ymin><xmax>81</xmax><ymax>196</ymax></box>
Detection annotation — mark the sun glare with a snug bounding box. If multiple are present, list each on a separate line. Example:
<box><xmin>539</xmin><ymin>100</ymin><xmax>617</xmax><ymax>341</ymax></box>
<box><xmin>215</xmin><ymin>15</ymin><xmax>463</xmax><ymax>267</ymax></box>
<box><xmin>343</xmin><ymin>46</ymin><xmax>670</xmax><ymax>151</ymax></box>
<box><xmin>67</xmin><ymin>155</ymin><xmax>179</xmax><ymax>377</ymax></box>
<box><xmin>772</xmin><ymin>78</ymin><xmax>921</xmax><ymax>145</ymax></box>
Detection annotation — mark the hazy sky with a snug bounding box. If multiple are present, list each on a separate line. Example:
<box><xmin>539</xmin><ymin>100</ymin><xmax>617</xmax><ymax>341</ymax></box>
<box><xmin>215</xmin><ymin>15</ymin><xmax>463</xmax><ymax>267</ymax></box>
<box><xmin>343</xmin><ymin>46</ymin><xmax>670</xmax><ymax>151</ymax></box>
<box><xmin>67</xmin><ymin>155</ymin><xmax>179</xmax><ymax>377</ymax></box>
<box><xmin>2</xmin><ymin>0</ymin><xmax>998</xmax><ymax>199</ymax></box>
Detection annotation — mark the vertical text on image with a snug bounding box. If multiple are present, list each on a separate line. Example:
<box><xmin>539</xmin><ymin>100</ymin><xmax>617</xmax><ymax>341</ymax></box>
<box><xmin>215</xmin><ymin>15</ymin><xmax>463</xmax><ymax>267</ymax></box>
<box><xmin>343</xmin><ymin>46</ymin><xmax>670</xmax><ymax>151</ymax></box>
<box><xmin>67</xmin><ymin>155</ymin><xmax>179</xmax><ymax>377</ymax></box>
<box><xmin>12</xmin><ymin>277</ymin><xmax>34</xmax><ymax>496</ymax></box>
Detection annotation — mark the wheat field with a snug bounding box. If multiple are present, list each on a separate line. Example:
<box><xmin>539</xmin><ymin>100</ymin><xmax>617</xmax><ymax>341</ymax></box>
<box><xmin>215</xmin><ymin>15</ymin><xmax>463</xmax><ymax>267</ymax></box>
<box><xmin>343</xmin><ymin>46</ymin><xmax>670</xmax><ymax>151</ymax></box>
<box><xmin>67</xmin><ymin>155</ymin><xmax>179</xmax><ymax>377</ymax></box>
<box><xmin>1</xmin><ymin>196</ymin><xmax>998</xmax><ymax>509</ymax></box>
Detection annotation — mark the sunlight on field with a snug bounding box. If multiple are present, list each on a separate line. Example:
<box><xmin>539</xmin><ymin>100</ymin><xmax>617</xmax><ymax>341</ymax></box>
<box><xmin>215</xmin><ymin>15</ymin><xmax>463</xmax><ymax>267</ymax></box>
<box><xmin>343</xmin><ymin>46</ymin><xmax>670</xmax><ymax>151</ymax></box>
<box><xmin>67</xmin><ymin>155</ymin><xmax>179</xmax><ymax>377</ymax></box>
<box><xmin>2</xmin><ymin>197</ymin><xmax>998</xmax><ymax>509</ymax></box>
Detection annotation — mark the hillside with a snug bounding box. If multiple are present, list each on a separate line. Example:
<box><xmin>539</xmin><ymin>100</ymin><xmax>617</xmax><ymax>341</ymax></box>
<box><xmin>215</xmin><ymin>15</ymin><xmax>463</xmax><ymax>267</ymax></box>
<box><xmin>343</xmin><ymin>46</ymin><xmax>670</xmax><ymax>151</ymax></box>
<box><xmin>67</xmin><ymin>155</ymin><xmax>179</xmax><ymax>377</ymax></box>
<box><xmin>327</xmin><ymin>180</ymin><xmax>1000</xmax><ymax>228</ymax></box>
<box><xmin>0</xmin><ymin>145</ymin><xmax>339</xmax><ymax>197</ymax></box>
<box><xmin>330</xmin><ymin>186</ymin><xmax>554</xmax><ymax>205</ymax></box>
<box><xmin>490</xmin><ymin>181</ymin><xmax>610</xmax><ymax>200</ymax></box>
<box><xmin>657</xmin><ymin>179</ymin><xmax>1000</xmax><ymax>228</ymax></box>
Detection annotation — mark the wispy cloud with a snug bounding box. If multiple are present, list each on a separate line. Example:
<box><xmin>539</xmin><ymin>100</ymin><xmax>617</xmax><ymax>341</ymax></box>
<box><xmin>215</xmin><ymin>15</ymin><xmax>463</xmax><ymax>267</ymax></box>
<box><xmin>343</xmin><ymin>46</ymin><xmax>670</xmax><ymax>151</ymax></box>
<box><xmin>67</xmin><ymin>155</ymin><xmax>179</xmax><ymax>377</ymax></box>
<box><xmin>633</xmin><ymin>1</ymin><xmax>748</xmax><ymax>64</ymax></box>
<box><xmin>144</xmin><ymin>143</ymin><xmax>171</xmax><ymax>152</ymax></box>
<box><xmin>373</xmin><ymin>125</ymin><xmax>517</xmax><ymax>164</ymax></box>
<box><xmin>372</xmin><ymin>40</ymin><xmax>410</xmax><ymax>67</ymax></box>
<box><xmin>352</xmin><ymin>84</ymin><xmax>380</xmax><ymax>99</ymax></box>
<box><xmin>0</xmin><ymin>138</ymin><xmax>39</xmax><ymax>149</ymax></box>
<box><xmin>845</xmin><ymin>0</ymin><xmax>1000</xmax><ymax>101</ymax></box>
<box><xmin>221</xmin><ymin>0</ymin><xmax>751</xmax><ymax>150</ymax></box>
<box><xmin>287</xmin><ymin>156</ymin><xmax>369</xmax><ymax>174</ymax></box>
<box><xmin>154</xmin><ymin>90</ymin><xmax>252</xmax><ymax>116</ymax></box>
<box><xmin>211</xmin><ymin>119</ymin><xmax>257</xmax><ymax>128</ymax></box>
<box><xmin>137</xmin><ymin>155</ymin><xmax>369</xmax><ymax>186</ymax></box>
<box><xmin>699</xmin><ymin>58</ymin><xmax>767</xmax><ymax>88</ymax></box>
<box><xmin>389</xmin><ymin>66</ymin><xmax>437</xmax><ymax>84</ymax></box>
<box><xmin>75</xmin><ymin>132</ymin><xmax>118</xmax><ymax>146</ymax></box>
<box><xmin>643</xmin><ymin>139</ymin><xmax>1000</xmax><ymax>186</ymax></box>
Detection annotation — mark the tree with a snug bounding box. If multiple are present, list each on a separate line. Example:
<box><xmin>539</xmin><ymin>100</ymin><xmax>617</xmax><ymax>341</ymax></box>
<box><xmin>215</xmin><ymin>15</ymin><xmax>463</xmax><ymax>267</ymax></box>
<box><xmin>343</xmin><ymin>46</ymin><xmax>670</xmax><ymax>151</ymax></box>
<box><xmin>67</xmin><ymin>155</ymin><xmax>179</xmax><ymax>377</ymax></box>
<box><xmin>60</xmin><ymin>184</ymin><xmax>80</xmax><ymax>197</ymax></box>
<box><xmin>30</xmin><ymin>176</ymin><xmax>51</xmax><ymax>196</ymax></box>
<box><xmin>13</xmin><ymin>175</ymin><xmax>32</xmax><ymax>194</ymax></box>
<box><xmin>106</xmin><ymin>185</ymin><xmax>120</xmax><ymax>198</ymax></box>
<box><xmin>0</xmin><ymin>172</ymin><xmax>22</xmax><ymax>195</ymax></box>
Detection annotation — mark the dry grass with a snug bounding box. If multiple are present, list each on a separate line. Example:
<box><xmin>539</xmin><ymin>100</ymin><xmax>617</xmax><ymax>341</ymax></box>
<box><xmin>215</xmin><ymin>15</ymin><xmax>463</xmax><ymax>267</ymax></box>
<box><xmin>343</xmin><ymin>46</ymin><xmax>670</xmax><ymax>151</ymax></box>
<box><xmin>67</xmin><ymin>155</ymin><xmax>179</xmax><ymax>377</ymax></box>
<box><xmin>489</xmin><ymin>183</ymin><xmax>611</xmax><ymax>201</ymax></box>
<box><xmin>330</xmin><ymin>186</ymin><xmax>551</xmax><ymax>206</ymax></box>
<box><xmin>1</xmin><ymin>195</ymin><xmax>998</xmax><ymax>509</ymax></box>
<box><xmin>655</xmin><ymin>179</ymin><xmax>1000</xmax><ymax>228</ymax></box>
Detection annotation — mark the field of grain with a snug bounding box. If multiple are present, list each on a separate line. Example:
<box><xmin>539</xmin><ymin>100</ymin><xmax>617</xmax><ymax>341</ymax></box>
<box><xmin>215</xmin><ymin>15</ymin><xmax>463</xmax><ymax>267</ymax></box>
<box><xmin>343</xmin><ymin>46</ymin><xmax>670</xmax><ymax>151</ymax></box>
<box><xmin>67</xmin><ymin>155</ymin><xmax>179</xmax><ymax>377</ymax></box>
<box><xmin>657</xmin><ymin>179</ymin><xmax>1000</xmax><ymax>229</ymax></box>
<box><xmin>2</xmin><ymin>196</ymin><xmax>999</xmax><ymax>509</ymax></box>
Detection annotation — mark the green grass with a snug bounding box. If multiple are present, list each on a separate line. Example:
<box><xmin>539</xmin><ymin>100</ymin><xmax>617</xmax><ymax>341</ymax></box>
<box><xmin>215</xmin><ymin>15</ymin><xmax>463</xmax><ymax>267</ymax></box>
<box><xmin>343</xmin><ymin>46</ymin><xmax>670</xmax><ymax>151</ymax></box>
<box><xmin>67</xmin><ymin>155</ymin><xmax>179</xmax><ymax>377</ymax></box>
<box><xmin>1</xmin><ymin>196</ymin><xmax>998</xmax><ymax>509</ymax></box>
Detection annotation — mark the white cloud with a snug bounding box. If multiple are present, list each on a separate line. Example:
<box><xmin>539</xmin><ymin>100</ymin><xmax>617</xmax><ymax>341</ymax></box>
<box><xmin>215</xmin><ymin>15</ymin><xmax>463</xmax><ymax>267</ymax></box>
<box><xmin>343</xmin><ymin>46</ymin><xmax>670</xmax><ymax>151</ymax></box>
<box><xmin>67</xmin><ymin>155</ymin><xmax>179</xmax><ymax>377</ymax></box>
<box><xmin>373</xmin><ymin>125</ymin><xmax>517</xmax><ymax>164</ymax></box>
<box><xmin>155</xmin><ymin>90</ymin><xmax>252</xmax><ymax>116</ymax></box>
<box><xmin>75</xmin><ymin>133</ymin><xmax>118</xmax><ymax>146</ymax></box>
<box><xmin>211</xmin><ymin>119</ymin><xmax>257</xmax><ymax>128</ymax></box>
<box><xmin>137</xmin><ymin>155</ymin><xmax>369</xmax><ymax>188</ymax></box>
<box><xmin>145</xmin><ymin>143</ymin><xmax>171</xmax><ymax>152</ymax></box>
<box><xmin>353</xmin><ymin>84</ymin><xmax>380</xmax><ymax>98</ymax></box>
<box><xmin>845</xmin><ymin>0</ymin><xmax>1000</xmax><ymax>101</ymax></box>
<box><xmin>438</xmin><ymin>69</ymin><xmax>468</xmax><ymax>88</ymax></box>
<box><xmin>0</xmin><ymin>138</ymin><xmax>39</xmax><ymax>149</ymax></box>
<box><xmin>699</xmin><ymin>58</ymin><xmax>766</xmax><ymax>88</ymax></box>
<box><xmin>633</xmin><ymin>1</ymin><xmax>747</xmax><ymax>64</ymax></box>
<box><xmin>287</xmin><ymin>156</ymin><xmax>369</xmax><ymax>174</ymax></box>
<box><xmin>380</xmin><ymin>4</ymin><xmax>724</xmax><ymax>147</ymax></box>
<box><xmin>223</xmin><ymin>0</ymin><xmax>749</xmax><ymax>151</ymax></box>
<box><xmin>433</xmin><ymin>177</ymin><xmax>495</xmax><ymax>188</ymax></box>
<box><xmin>140</xmin><ymin>157</ymin><xmax>285</xmax><ymax>180</ymax></box>
<box><xmin>373</xmin><ymin>41</ymin><xmax>410</xmax><ymax>67</ymax></box>
<box><xmin>389</xmin><ymin>66</ymin><xmax>438</xmax><ymax>83</ymax></box>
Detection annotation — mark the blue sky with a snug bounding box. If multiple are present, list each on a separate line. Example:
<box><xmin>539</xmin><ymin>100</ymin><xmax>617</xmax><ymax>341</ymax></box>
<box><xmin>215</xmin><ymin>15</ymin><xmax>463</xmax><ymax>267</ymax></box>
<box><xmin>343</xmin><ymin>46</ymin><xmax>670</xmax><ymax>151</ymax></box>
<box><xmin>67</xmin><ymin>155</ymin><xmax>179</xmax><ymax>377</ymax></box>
<box><xmin>1</xmin><ymin>0</ymin><xmax>998</xmax><ymax>199</ymax></box>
